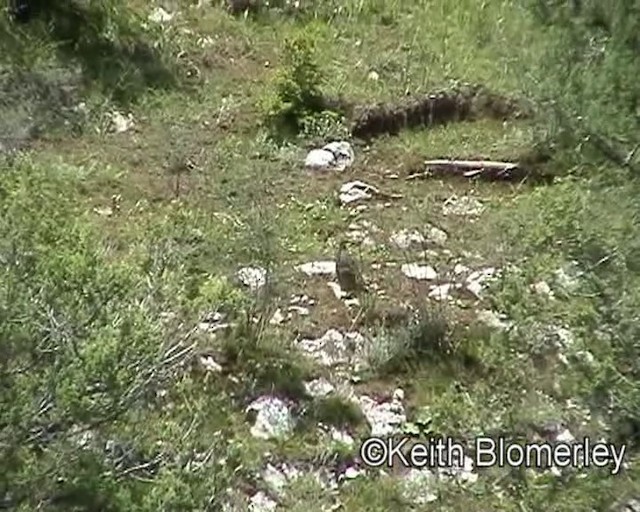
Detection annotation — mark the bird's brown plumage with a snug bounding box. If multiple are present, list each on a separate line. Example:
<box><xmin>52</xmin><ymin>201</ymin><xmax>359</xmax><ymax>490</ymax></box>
<box><xmin>335</xmin><ymin>241</ymin><xmax>364</xmax><ymax>294</ymax></box>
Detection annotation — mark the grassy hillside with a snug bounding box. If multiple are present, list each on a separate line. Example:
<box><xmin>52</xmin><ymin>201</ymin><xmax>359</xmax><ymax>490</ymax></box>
<box><xmin>1</xmin><ymin>1</ymin><xmax>640</xmax><ymax>510</ymax></box>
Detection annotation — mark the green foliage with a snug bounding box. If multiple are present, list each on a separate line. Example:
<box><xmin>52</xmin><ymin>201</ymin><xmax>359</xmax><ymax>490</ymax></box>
<box><xmin>0</xmin><ymin>0</ymin><xmax>178</xmax><ymax>105</ymax></box>
<box><xmin>0</xmin><ymin>160</ymin><xmax>237</xmax><ymax>510</ymax></box>
<box><xmin>523</xmin><ymin>0</ymin><xmax>640</xmax><ymax>174</ymax></box>
<box><xmin>299</xmin><ymin>110</ymin><xmax>350</xmax><ymax>141</ymax></box>
<box><xmin>260</xmin><ymin>31</ymin><xmax>328</xmax><ymax>139</ymax></box>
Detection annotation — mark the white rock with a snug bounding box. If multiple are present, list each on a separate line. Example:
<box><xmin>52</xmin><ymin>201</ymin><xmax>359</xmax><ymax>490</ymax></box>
<box><xmin>148</xmin><ymin>6</ymin><xmax>174</xmax><ymax>23</ymax></box>
<box><xmin>392</xmin><ymin>388</ymin><xmax>405</xmax><ymax>401</ymax></box>
<box><xmin>246</xmin><ymin>396</ymin><xmax>295</xmax><ymax>440</ymax></box>
<box><xmin>249</xmin><ymin>491</ymin><xmax>277</xmax><ymax>512</ymax></box>
<box><xmin>287</xmin><ymin>305</ymin><xmax>310</xmax><ymax>316</ymax></box>
<box><xmin>442</xmin><ymin>195</ymin><xmax>484</xmax><ymax>216</ymax></box>
<box><xmin>453</xmin><ymin>263</ymin><xmax>470</xmax><ymax>275</ymax></box>
<box><xmin>358</xmin><ymin>394</ymin><xmax>406</xmax><ymax>437</ymax></box>
<box><xmin>401</xmin><ymin>263</ymin><xmax>437</xmax><ymax>280</ymax></box>
<box><xmin>343</xmin><ymin>466</ymin><xmax>364</xmax><ymax>479</ymax></box>
<box><xmin>305</xmin><ymin>141</ymin><xmax>354</xmax><ymax>172</ymax></box>
<box><xmin>554</xmin><ymin>262</ymin><xmax>581</xmax><ymax>291</ymax></box>
<box><xmin>109</xmin><ymin>111</ymin><xmax>134</xmax><ymax>133</ymax></box>
<box><xmin>305</xmin><ymin>149</ymin><xmax>335</xmax><ymax>169</ymax></box>
<box><xmin>437</xmin><ymin>454</ymin><xmax>478</xmax><ymax>484</ymax></box>
<box><xmin>262</xmin><ymin>463</ymin><xmax>301</xmax><ymax>497</ymax></box>
<box><xmin>199</xmin><ymin>355</ymin><xmax>222</xmax><ymax>373</ymax></box>
<box><xmin>330</xmin><ymin>428</ymin><xmax>355</xmax><ymax>447</ymax></box>
<box><xmin>465</xmin><ymin>267</ymin><xmax>498</xmax><ymax>299</ymax></box>
<box><xmin>304</xmin><ymin>378</ymin><xmax>335</xmax><ymax>398</ymax></box>
<box><xmin>237</xmin><ymin>266</ymin><xmax>268</xmax><ymax>291</ymax></box>
<box><xmin>426</xmin><ymin>225</ymin><xmax>448</xmax><ymax>245</ymax></box>
<box><xmin>389</xmin><ymin>229</ymin><xmax>425</xmax><ymax>250</ymax></box>
<box><xmin>555</xmin><ymin>428</ymin><xmax>575</xmax><ymax>443</ymax></box>
<box><xmin>367</xmin><ymin>70</ymin><xmax>380</xmax><ymax>81</ymax></box>
<box><xmin>296</xmin><ymin>260</ymin><xmax>336</xmax><ymax>277</ymax></box>
<box><xmin>298</xmin><ymin>329</ymin><xmax>348</xmax><ymax>367</ymax></box>
<box><xmin>428</xmin><ymin>283</ymin><xmax>454</xmax><ymax>301</ymax></box>
<box><xmin>339</xmin><ymin>180</ymin><xmax>379</xmax><ymax>205</ymax></box>
<box><xmin>477</xmin><ymin>310</ymin><xmax>512</xmax><ymax>331</ymax></box>
<box><xmin>531</xmin><ymin>280</ymin><xmax>554</xmax><ymax>297</ymax></box>
<box><xmin>269</xmin><ymin>308</ymin><xmax>286</xmax><ymax>325</ymax></box>
<box><xmin>400</xmin><ymin>468</ymin><xmax>438</xmax><ymax>505</ymax></box>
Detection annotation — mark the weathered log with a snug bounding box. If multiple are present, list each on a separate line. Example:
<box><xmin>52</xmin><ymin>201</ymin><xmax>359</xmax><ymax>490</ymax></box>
<box><xmin>407</xmin><ymin>159</ymin><xmax>527</xmax><ymax>181</ymax></box>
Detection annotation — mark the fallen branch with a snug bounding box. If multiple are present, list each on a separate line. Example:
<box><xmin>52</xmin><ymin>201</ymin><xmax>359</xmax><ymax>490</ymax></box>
<box><xmin>407</xmin><ymin>159</ymin><xmax>527</xmax><ymax>181</ymax></box>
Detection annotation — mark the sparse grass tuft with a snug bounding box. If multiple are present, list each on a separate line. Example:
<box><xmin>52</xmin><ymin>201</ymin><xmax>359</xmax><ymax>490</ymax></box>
<box><xmin>306</xmin><ymin>395</ymin><xmax>365</xmax><ymax>429</ymax></box>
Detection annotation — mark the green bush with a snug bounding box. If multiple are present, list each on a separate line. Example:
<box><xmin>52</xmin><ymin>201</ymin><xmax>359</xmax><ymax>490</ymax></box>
<box><xmin>523</xmin><ymin>0</ymin><xmax>640</xmax><ymax>175</ymax></box>
<box><xmin>260</xmin><ymin>32</ymin><xmax>327</xmax><ymax>139</ymax></box>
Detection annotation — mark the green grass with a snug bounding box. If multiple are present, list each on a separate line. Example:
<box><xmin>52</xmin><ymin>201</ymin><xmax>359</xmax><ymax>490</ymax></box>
<box><xmin>2</xmin><ymin>0</ymin><xmax>640</xmax><ymax>510</ymax></box>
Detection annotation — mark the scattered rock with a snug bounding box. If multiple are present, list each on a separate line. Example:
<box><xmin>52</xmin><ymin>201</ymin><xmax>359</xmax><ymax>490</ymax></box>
<box><xmin>339</xmin><ymin>465</ymin><xmax>365</xmax><ymax>481</ymax></box>
<box><xmin>305</xmin><ymin>141</ymin><xmax>354</xmax><ymax>172</ymax></box>
<box><xmin>389</xmin><ymin>229</ymin><xmax>425</xmax><ymax>250</ymax></box>
<box><xmin>531</xmin><ymin>280</ymin><xmax>554</xmax><ymax>298</ymax></box>
<box><xmin>93</xmin><ymin>205</ymin><xmax>115</xmax><ymax>217</ymax></box>
<box><xmin>534</xmin><ymin>324</ymin><xmax>574</xmax><ymax>354</ymax></box>
<box><xmin>199</xmin><ymin>354</ymin><xmax>223</xmax><ymax>373</ymax></box>
<box><xmin>453</xmin><ymin>263</ymin><xmax>470</xmax><ymax>275</ymax></box>
<box><xmin>109</xmin><ymin>111</ymin><xmax>135</xmax><ymax>133</ymax></box>
<box><xmin>401</xmin><ymin>263</ymin><xmax>437</xmax><ymax>280</ymax></box>
<box><xmin>269</xmin><ymin>308</ymin><xmax>286</xmax><ymax>325</ymax></box>
<box><xmin>345</xmin><ymin>229</ymin><xmax>376</xmax><ymax>246</ymax></box>
<box><xmin>148</xmin><ymin>6</ymin><xmax>174</xmax><ymax>23</ymax></box>
<box><xmin>339</xmin><ymin>180</ymin><xmax>379</xmax><ymax>205</ymax></box>
<box><xmin>426</xmin><ymin>225</ymin><xmax>448</xmax><ymax>246</ymax></box>
<box><xmin>198</xmin><ymin>311</ymin><xmax>232</xmax><ymax>333</ymax></box>
<box><xmin>554</xmin><ymin>261</ymin><xmax>581</xmax><ymax>291</ymax></box>
<box><xmin>428</xmin><ymin>283</ymin><xmax>456</xmax><ymax>301</ymax></box>
<box><xmin>329</xmin><ymin>428</ymin><xmax>355</xmax><ymax>448</ymax></box>
<box><xmin>287</xmin><ymin>305</ymin><xmax>310</xmax><ymax>317</ymax></box>
<box><xmin>290</xmin><ymin>294</ymin><xmax>315</xmax><ymax>306</ymax></box>
<box><xmin>296</xmin><ymin>261</ymin><xmax>336</xmax><ymax>277</ymax></box>
<box><xmin>248</xmin><ymin>491</ymin><xmax>278</xmax><ymax>512</ymax></box>
<box><xmin>304</xmin><ymin>378</ymin><xmax>335</xmax><ymax>398</ymax></box>
<box><xmin>476</xmin><ymin>310</ymin><xmax>512</xmax><ymax>331</ymax></box>
<box><xmin>464</xmin><ymin>267</ymin><xmax>498</xmax><ymax>299</ymax></box>
<box><xmin>237</xmin><ymin>266</ymin><xmax>267</xmax><ymax>291</ymax></box>
<box><xmin>246</xmin><ymin>396</ymin><xmax>295</xmax><ymax>440</ymax></box>
<box><xmin>357</xmin><ymin>389</ymin><xmax>406</xmax><ymax>437</ymax></box>
<box><xmin>436</xmin><ymin>453</ymin><xmax>478</xmax><ymax>484</ymax></box>
<box><xmin>297</xmin><ymin>329</ymin><xmax>366</xmax><ymax>369</ymax></box>
<box><xmin>262</xmin><ymin>462</ymin><xmax>302</xmax><ymax>498</ymax></box>
<box><xmin>400</xmin><ymin>468</ymin><xmax>438</xmax><ymax>505</ymax></box>
<box><xmin>610</xmin><ymin>497</ymin><xmax>640</xmax><ymax>512</ymax></box>
<box><xmin>442</xmin><ymin>195</ymin><xmax>484</xmax><ymax>217</ymax></box>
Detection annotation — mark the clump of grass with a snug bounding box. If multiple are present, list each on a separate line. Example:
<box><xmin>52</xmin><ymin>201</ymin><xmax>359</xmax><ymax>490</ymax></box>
<box><xmin>363</xmin><ymin>304</ymin><xmax>452</xmax><ymax>375</ymax></box>
<box><xmin>305</xmin><ymin>395</ymin><xmax>364</xmax><ymax>429</ymax></box>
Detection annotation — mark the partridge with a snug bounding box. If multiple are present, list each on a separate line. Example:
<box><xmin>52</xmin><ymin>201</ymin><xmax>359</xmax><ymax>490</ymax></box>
<box><xmin>335</xmin><ymin>241</ymin><xmax>364</xmax><ymax>294</ymax></box>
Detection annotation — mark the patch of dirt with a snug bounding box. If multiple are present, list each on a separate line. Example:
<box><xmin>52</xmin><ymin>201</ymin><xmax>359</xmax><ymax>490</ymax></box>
<box><xmin>322</xmin><ymin>84</ymin><xmax>533</xmax><ymax>141</ymax></box>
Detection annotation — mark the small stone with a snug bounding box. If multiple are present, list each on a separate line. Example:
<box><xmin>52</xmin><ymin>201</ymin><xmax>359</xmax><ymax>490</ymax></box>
<box><xmin>237</xmin><ymin>266</ymin><xmax>267</xmax><ymax>291</ymax></box>
<box><xmin>531</xmin><ymin>280</ymin><xmax>554</xmax><ymax>297</ymax></box>
<box><xmin>401</xmin><ymin>263</ymin><xmax>437</xmax><ymax>280</ymax></box>
<box><xmin>389</xmin><ymin>229</ymin><xmax>425</xmax><ymax>250</ymax></box>
<box><xmin>296</xmin><ymin>261</ymin><xmax>336</xmax><ymax>277</ymax></box>
<box><xmin>246</xmin><ymin>396</ymin><xmax>295</xmax><ymax>440</ymax></box>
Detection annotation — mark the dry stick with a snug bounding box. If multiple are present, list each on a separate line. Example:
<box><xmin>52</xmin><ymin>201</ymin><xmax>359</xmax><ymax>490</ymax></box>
<box><xmin>407</xmin><ymin>159</ymin><xmax>522</xmax><ymax>180</ymax></box>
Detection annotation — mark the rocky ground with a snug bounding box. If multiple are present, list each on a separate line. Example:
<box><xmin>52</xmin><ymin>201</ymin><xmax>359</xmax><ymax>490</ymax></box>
<box><xmin>2</xmin><ymin>1</ymin><xmax>640</xmax><ymax>511</ymax></box>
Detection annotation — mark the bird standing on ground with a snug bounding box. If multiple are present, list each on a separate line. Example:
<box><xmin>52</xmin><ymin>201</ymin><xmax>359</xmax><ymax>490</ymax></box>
<box><xmin>335</xmin><ymin>240</ymin><xmax>364</xmax><ymax>294</ymax></box>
